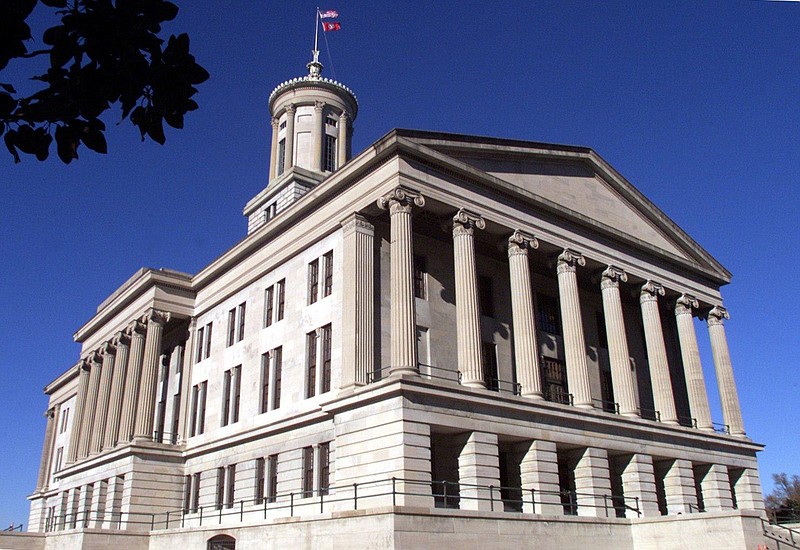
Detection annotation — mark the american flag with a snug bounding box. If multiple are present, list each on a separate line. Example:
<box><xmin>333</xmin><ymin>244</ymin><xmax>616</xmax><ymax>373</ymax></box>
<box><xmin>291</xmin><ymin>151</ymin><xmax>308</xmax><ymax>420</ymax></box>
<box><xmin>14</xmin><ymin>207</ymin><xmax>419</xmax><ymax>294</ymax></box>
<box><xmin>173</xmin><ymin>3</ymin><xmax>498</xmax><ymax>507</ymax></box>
<box><xmin>319</xmin><ymin>10</ymin><xmax>338</xmax><ymax>19</ymax></box>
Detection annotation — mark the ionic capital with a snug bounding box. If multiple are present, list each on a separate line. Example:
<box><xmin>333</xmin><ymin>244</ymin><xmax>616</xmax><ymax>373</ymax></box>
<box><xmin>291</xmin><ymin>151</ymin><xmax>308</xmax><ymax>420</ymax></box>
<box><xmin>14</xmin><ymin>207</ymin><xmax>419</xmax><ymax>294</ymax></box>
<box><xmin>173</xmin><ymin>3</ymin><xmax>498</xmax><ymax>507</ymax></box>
<box><xmin>675</xmin><ymin>293</ymin><xmax>699</xmax><ymax>317</ymax></box>
<box><xmin>507</xmin><ymin>230</ymin><xmax>538</xmax><ymax>257</ymax></box>
<box><xmin>99</xmin><ymin>341</ymin><xmax>117</xmax><ymax>358</ymax></box>
<box><xmin>112</xmin><ymin>331</ymin><xmax>131</xmax><ymax>349</ymax></box>
<box><xmin>556</xmin><ymin>248</ymin><xmax>585</xmax><ymax>274</ymax></box>
<box><xmin>45</xmin><ymin>408</ymin><xmax>56</xmax><ymax>419</ymax></box>
<box><xmin>285</xmin><ymin>103</ymin><xmax>296</xmax><ymax>114</ymax></box>
<box><xmin>452</xmin><ymin>209</ymin><xmax>486</xmax><ymax>237</ymax></box>
<box><xmin>338</xmin><ymin>111</ymin><xmax>349</xmax><ymax>123</ymax></box>
<box><xmin>640</xmin><ymin>281</ymin><xmax>665</xmax><ymax>303</ymax></box>
<box><xmin>314</xmin><ymin>100</ymin><xmax>325</xmax><ymax>113</ymax></box>
<box><xmin>707</xmin><ymin>305</ymin><xmax>730</xmax><ymax>327</ymax></box>
<box><xmin>601</xmin><ymin>265</ymin><xmax>628</xmax><ymax>289</ymax></box>
<box><xmin>129</xmin><ymin>319</ymin><xmax>146</xmax><ymax>338</ymax></box>
<box><xmin>377</xmin><ymin>186</ymin><xmax>425</xmax><ymax>216</ymax></box>
<box><xmin>271</xmin><ymin>117</ymin><xmax>280</xmax><ymax>130</ymax></box>
<box><xmin>86</xmin><ymin>351</ymin><xmax>102</xmax><ymax>369</ymax></box>
<box><xmin>144</xmin><ymin>308</ymin><xmax>171</xmax><ymax>327</ymax></box>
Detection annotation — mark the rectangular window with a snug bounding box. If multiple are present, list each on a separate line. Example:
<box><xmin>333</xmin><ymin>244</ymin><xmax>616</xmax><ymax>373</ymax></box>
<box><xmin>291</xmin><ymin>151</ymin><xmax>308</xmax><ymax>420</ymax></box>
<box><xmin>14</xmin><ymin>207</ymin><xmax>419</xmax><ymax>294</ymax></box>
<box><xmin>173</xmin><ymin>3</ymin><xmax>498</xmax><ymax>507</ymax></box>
<box><xmin>318</xmin><ymin>442</ymin><xmax>330</xmax><ymax>496</ymax></box>
<box><xmin>225</xmin><ymin>464</ymin><xmax>236</xmax><ymax>509</ymax></box>
<box><xmin>323</xmin><ymin>251</ymin><xmax>333</xmax><ymax>297</ymax></box>
<box><xmin>264</xmin><ymin>285</ymin><xmax>274</xmax><ymax>327</ymax></box>
<box><xmin>59</xmin><ymin>408</ymin><xmax>69</xmax><ymax>434</ymax></box>
<box><xmin>481</xmin><ymin>342</ymin><xmax>499</xmax><ymax>391</ymax></box>
<box><xmin>191</xmin><ymin>473</ymin><xmax>201</xmax><ymax>512</ymax></box>
<box><xmin>479</xmin><ymin>275</ymin><xmax>494</xmax><ymax>318</ymax></box>
<box><xmin>221</xmin><ymin>369</ymin><xmax>232</xmax><ymax>427</ymax></box>
<box><xmin>302</xmin><ymin>446</ymin><xmax>314</xmax><ymax>498</ymax></box>
<box><xmin>276</xmin><ymin>279</ymin><xmax>285</xmax><ymax>321</ymax></box>
<box><xmin>255</xmin><ymin>458</ymin><xmax>265</xmax><ymax>504</ymax></box>
<box><xmin>215</xmin><ymin>467</ymin><xmax>225</xmax><ymax>510</ymax></box>
<box><xmin>308</xmin><ymin>260</ymin><xmax>319</xmax><ymax>304</ymax></box>
<box><xmin>267</xmin><ymin>454</ymin><xmax>278</xmax><ymax>503</ymax></box>
<box><xmin>537</xmin><ymin>294</ymin><xmax>562</xmax><ymax>336</ymax></box>
<box><xmin>324</xmin><ymin>134</ymin><xmax>336</xmax><ymax>172</ymax></box>
<box><xmin>189</xmin><ymin>384</ymin><xmax>199</xmax><ymax>437</ymax></box>
<box><xmin>204</xmin><ymin>322</ymin><xmax>213</xmax><ymax>358</ymax></box>
<box><xmin>321</xmin><ymin>324</ymin><xmax>332</xmax><ymax>394</ymax></box>
<box><xmin>198</xmin><ymin>381</ymin><xmax>207</xmax><ymax>434</ymax></box>
<box><xmin>227</xmin><ymin>308</ymin><xmax>236</xmax><ymax>347</ymax></box>
<box><xmin>277</xmin><ymin>138</ymin><xmax>286</xmax><ymax>175</ymax></box>
<box><xmin>195</xmin><ymin>326</ymin><xmax>204</xmax><ymax>362</ymax></box>
<box><xmin>542</xmin><ymin>357</ymin><xmax>569</xmax><ymax>404</ymax></box>
<box><xmin>325</xmin><ymin>116</ymin><xmax>337</xmax><ymax>127</ymax></box>
<box><xmin>260</xmin><ymin>353</ymin><xmax>270</xmax><ymax>414</ymax></box>
<box><xmin>221</xmin><ymin>366</ymin><xmax>241</xmax><ymax>426</ymax></box>
<box><xmin>306</xmin><ymin>331</ymin><xmax>318</xmax><ymax>398</ymax></box>
<box><xmin>264</xmin><ymin>202</ymin><xmax>277</xmax><ymax>222</ymax></box>
<box><xmin>237</xmin><ymin>303</ymin><xmax>246</xmax><ymax>342</ymax></box>
<box><xmin>413</xmin><ymin>255</ymin><xmax>427</xmax><ymax>299</ymax></box>
<box><xmin>232</xmin><ymin>366</ymin><xmax>241</xmax><ymax>423</ymax></box>
<box><xmin>54</xmin><ymin>447</ymin><xmax>64</xmax><ymax>472</ymax></box>
<box><xmin>273</xmin><ymin>347</ymin><xmax>282</xmax><ymax>409</ymax></box>
<box><xmin>183</xmin><ymin>475</ymin><xmax>192</xmax><ymax>512</ymax></box>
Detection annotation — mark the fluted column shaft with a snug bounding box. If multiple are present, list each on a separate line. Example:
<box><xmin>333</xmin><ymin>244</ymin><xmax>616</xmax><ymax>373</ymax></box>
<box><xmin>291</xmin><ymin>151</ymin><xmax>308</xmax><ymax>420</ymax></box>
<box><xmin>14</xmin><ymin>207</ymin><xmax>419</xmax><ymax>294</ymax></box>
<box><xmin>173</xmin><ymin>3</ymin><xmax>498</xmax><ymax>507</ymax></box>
<box><xmin>707</xmin><ymin>306</ymin><xmax>745</xmax><ymax>436</ymax></box>
<box><xmin>90</xmin><ymin>344</ymin><xmax>116</xmax><ymax>454</ymax></box>
<box><xmin>104</xmin><ymin>333</ymin><xmax>130</xmax><ymax>449</ymax></box>
<box><xmin>134</xmin><ymin>309</ymin><xmax>170</xmax><ymax>440</ymax></box>
<box><xmin>35</xmin><ymin>408</ymin><xmax>56</xmax><ymax>491</ymax></box>
<box><xmin>640</xmin><ymin>282</ymin><xmax>678</xmax><ymax>424</ymax></box>
<box><xmin>285</xmin><ymin>104</ymin><xmax>295</xmax><ymax>170</ymax></box>
<box><xmin>341</xmin><ymin>214</ymin><xmax>374</xmax><ymax>387</ymax></box>
<box><xmin>312</xmin><ymin>101</ymin><xmax>323</xmax><ymax>171</ymax></box>
<box><xmin>118</xmin><ymin>321</ymin><xmax>146</xmax><ymax>443</ymax></box>
<box><xmin>337</xmin><ymin>112</ymin><xmax>349</xmax><ymax>168</ymax></box>
<box><xmin>67</xmin><ymin>363</ymin><xmax>90</xmax><ymax>463</ymax></box>
<box><xmin>378</xmin><ymin>188</ymin><xmax>424</xmax><ymax>375</ymax></box>
<box><xmin>675</xmin><ymin>294</ymin><xmax>713</xmax><ymax>431</ymax></box>
<box><xmin>77</xmin><ymin>355</ymin><xmax>102</xmax><ymax>458</ymax></box>
<box><xmin>601</xmin><ymin>266</ymin><xmax>638</xmax><ymax>417</ymax></box>
<box><xmin>269</xmin><ymin>117</ymin><xmax>279</xmax><ymax>181</ymax></box>
<box><xmin>453</xmin><ymin>209</ymin><xmax>486</xmax><ymax>388</ymax></box>
<box><xmin>507</xmin><ymin>231</ymin><xmax>542</xmax><ymax>397</ymax></box>
<box><xmin>556</xmin><ymin>249</ymin><xmax>592</xmax><ymax>407</ymax></box>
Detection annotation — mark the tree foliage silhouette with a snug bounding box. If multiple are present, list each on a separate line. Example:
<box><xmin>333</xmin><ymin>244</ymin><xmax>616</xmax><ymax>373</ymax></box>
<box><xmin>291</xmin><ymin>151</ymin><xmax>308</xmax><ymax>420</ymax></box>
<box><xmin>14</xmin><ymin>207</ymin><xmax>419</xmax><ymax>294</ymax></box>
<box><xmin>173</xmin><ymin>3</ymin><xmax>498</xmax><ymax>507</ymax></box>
<box><xmin>766</xmin><ymin>473</ymin><xmax>800</xmax><ymax>523</ymax></box>
<box><xmin>1</xmin><ymin>0</ymin><xmax>208</xmax><ymax>163</ymax></box>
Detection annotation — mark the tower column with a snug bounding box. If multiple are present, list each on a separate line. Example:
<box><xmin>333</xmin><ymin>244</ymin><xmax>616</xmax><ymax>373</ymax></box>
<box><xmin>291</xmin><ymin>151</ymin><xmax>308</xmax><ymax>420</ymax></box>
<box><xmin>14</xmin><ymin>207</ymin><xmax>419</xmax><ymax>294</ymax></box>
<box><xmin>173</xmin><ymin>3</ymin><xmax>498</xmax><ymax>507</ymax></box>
<box><xmin>675</xmin><ymin>294</ymin><xmax>713</xmax><ymax>431</ymax></box>
<box><xmin>118</xmin><ymin>320</ymin><xmax>146</xmax><ymax>443</ymax></box>
<box><xmin>337</xmin><ymin>111</ymin><xmax>349</xmax><ymax>168</ymax></box>
<box><xmin>377</xmin><ymin>187</ymin><xmax>425</xmax><ymax>376</ymax></box>
<box><xmin>507</xmin><ymin>230</ymin><xmax>543</xmax><ymax>398</ymax></box>
<box><xmin>284</xmin><ymin>104</ymin><xmax>295</xmax><ymax>170</ymax></box>
<box><xmin>452</xmin><ymin>209</ymin><xmax>486</xmax><ymax>388</ymax></box>
<box><xmin>341</xmin><ymin>213</ymin><xmax>374</xmax><ymax>387</ymax></box>
<box><xmin>600</xmin><ymin>266</ymin><xmax>638</xmax><ymax>417</ymax></box>
<box><xmin>90</xmin><ymin>342</ymin><xmax>116</xmax><ymax>454</ymax></box>
<box><xmin>77</xmin><ymin>353</ymin><xmax>102</xmax><ymax>458</ymax></box>
<box><xmin>134</xmin><ymin>309</ymin><xmax>170</xmax><ymax>441</ymax></box>
<box><xmin>35</xmin><ymin>408</ymin><xmax>56</xmax><ymax>491</ymax></box>
<box><xmin>104</xmin><ymin>331</ymin><xmax>131</xmax><ymax>449</ymax></box>
<box><xmin>66</xmin><ymin>361</ymin><xmax>90</xmax><ymax>463</ymax></box>
<box><xmin>312</xmin><ymin>100</ymin><xmax>324</xmax><ymax>171</ymax></box>
<box><xmin>640</xmin><ymin>282</ymin><xmax>678</xmax><ymax>424</ymax></box>
<box><xmin>269</xmin><ymin>117</ymin><xmax>279</xmax><ymax>181</ymax></box>
<box><xmin>707</xmin><ymin>306</ymin><xmax>745</xmax><ymax>436</ymax></box>
<box><xmin>557</xmin><ymin>248</ymin><xmax>592</xmax><ymax>407</ymax></box>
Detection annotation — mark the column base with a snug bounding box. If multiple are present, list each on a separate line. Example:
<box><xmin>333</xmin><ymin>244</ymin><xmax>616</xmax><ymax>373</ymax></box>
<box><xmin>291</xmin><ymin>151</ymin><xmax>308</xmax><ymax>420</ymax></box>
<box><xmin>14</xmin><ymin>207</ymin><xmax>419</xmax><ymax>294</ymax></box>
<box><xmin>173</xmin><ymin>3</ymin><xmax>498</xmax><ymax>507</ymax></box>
<box><xmin>389</xmin><ymin>366</ymin><xmax>419</xmax><ymax>377</ymax></box>
<box><xmin>461</xmin><ymin>380</ymin><xmax>487</xmax><ymax>389</ymax></box>
<box><xmin>621</xmin><ymin>411</ymin><xmax>640</xmax><ymax>419</ymax></box>
<box><xmin>521</xmin><ymin>391</ymin><xmax>545</xmax><ymax>400</ymax></box>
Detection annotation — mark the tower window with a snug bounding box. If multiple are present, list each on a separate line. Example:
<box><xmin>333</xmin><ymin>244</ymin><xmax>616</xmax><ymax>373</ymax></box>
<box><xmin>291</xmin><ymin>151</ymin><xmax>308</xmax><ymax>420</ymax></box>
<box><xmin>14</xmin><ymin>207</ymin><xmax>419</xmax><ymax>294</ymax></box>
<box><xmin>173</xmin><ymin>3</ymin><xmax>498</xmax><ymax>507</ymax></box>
<box><xmin>277</xmin><ymin>138</ymin><xmax>286</xmax><ymax>175</ymax></box>
<box><xmin>324</xmin><ymin>134</ymin><xmax>336</xmax><ymax>172</ymax></box>
<box><xmin>326</xmin><ymin>117</ymin><xmax>337</xmax><ymax>127</ymax></box>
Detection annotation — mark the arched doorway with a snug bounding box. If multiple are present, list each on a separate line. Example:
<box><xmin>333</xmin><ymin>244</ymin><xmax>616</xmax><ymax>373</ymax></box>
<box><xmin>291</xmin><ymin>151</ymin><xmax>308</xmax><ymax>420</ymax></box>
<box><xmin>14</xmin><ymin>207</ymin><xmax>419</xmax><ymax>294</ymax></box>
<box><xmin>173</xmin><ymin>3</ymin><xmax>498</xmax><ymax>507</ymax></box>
<box><xmin>207</xmin><ymin>534</ymin><xmax>236</xmax><ymax>550</ymax></box>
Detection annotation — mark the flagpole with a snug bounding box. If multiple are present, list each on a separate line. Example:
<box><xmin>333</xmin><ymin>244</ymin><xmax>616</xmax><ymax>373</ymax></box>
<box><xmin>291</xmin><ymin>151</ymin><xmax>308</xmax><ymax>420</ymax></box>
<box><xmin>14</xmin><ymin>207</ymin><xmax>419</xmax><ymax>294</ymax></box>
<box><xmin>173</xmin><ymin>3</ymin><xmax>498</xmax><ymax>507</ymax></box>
<box><xmin>313</xmin><ymin>7</ymin><xmax>320</xmax><ymax>58</ymax></box>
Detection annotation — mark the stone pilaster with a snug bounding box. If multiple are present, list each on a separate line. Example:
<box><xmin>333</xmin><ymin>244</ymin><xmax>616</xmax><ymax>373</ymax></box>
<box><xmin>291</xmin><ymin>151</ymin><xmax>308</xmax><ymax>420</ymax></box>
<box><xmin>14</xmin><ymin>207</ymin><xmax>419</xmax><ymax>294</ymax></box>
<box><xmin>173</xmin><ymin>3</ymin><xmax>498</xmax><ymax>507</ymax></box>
<box><xmin>312</xmin><ymin>100</ymin><xmax>324</xmax><ymax>171</ymax></box>
<box><xmin>662</xmin><ymin>459</ymin><xmax>698</xmax><ymax>514</ymax></box>
<box><xmin>620</xmin><ymin>454</ymin><xmax>660</xmax><ymax>517</ymax></box>
<box><xmin>78</xmin><ymin>483</ymin><xmax>93</xmax><ymax>528</ymax></box>
<box><xmin>675</xmin><ymin>294</ymin><xmax>713</xmax><ymax>431</ymax></box>
<box><xmin>520</xmin><ymin>440</ymin><xmax>561</xmax><ymax>515</ymax></box>
<box><xmin>452</xmin><ymin>209</ymin><xmax>486</xmax><ymax>388</ymax></box>
<box><xmin>35</xmin><ymin>408</ymin><xmax>56</xmax><ymax>491</ymax></box>
<box><xmin>67</xmin><ymin>361</ymin><xmax>90</xmax><ymax>463</ymax></box>
<box><xmin>269</xmin><ymin>117</ymin><xmax>279</xmax><ymax>181</ymax></box>
<box><xmin>573</xmin><ymin>447</ymin><xmax>612</xmax><ymax>517</ymax></box>
<box><xmin>104</xmin><ymin>331</ymin><xmax>130</xmax><ymax>449</ymax></box>
<box><xmin>600</xmin><ymin>266</ymin><xmax>638</xmax><ymax>416</ymax></box>
<box><xmin>557</xmin><ymin>248</ymin><xmax>592</xmax><ymax>407</ymax></box>
<box><xmin>77</xmin><ymin>353</ymin><xmax>102</xmax><ymax>459</ymax></box>
<box><xmin>731</xmin><ymin>467</ymin><xmax>765</xmax><ymax>511</ymax></box>
<box><xmin>707</xmin><ymin>306</ymin><xmax>746</xmax><ymax>437</ymax></box>
<box><xmin>337</xmin><ymin>111</ymin><xmax>349</xmax><ymax>168</ymax></box>
<box><xmin>341</xmin><ymin>214</ymin><xmax>375</xmax><ymax>388</ymax></box>
<box><xmin>640</xmin><ymin>281</ymin><xmax>679</xmax><ymax>424</ymax></box>
<box><xmin>89</xmin><ymin>479</ymin><xmax>107</xmax><ymax>528</ymax></box>
<box><xmin>118</xmin><ymin>320</ymin><xmax>146</xmax><ymax>443</ymax></box>
<box><xmin>284</xmin><ymin>103</ymin><xmax>295</xmax><ymax>170</ymax></box>
<box><xmin>697</xmin><ymin>463</ymin><xmax>734</xmax><ymax>511</ymax></box>
<box><xmin>507</xmin><ymin>231</ymin><xmax>543</xmax><ymax>398</ymax></box>
<box><xmin>90</xmin><ymin>342</ymin><xmax>116</xmax><ymax>454</ymax></box>
<box><xmin>134</xmin><ymin>309</ymin><xmax>170</xmax><ymax>440</ymax></box>
<box><xmin>458</xmin><ymin>431</ymin><xmax>501</xmax><ymax>511</ymax></box>
<box><xmin>377</xmin><ymin>187</ymin><xmax>425</xmax><ymax>376</ymax></box>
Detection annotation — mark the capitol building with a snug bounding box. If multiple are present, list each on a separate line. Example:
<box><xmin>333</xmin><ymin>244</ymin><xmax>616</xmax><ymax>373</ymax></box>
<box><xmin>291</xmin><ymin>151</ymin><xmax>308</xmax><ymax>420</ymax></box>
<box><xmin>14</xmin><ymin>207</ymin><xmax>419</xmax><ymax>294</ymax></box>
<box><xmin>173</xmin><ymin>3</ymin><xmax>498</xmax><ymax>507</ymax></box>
<box><xmin>13</xmin><ymin>50</ymin><xmax>777</xmax><ymax>549</ymax></box>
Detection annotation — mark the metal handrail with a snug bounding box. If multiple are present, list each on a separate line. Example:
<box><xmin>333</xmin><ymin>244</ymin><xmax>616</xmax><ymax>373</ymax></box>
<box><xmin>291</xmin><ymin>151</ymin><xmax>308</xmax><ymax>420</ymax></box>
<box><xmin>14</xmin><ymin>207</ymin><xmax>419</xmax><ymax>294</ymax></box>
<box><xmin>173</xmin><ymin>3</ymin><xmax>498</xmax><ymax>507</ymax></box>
<box><xmin>712</xmin><ymin>422</ymin><xmax>730</xmax><ymax>434</ymax></box>
<box><xmin>544</xmin><ymin>392</ymin><xmax>574</xmax><ymax>406</ymax></box>
<box><xmin>592</xmin><ymin>398</ymin><xmax>620</xmax><ymax>414</ymax></box>
<box><xmin>637</xmin><ymin>407</ymin><xmax>661</xmax><ymax>422</ymax></box>
<box><xmin>677</xmin><ymin>415</ymin><xmax>698</xmax><ymax>429</ymax></box>
<box><xmin>763</xmin><ymin>516</ymin><xmax>800</xmax><ymax>549</ymax></box>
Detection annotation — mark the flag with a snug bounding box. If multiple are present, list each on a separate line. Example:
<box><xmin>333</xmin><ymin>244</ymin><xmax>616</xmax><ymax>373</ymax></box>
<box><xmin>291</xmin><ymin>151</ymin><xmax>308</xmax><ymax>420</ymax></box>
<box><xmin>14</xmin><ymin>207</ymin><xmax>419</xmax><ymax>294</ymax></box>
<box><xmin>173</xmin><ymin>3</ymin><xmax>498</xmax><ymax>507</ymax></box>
<box><xmin>322</xmin><ymin>22</ymin><xmax>341</xmax><ymax>31</ymax></box>
<box><xmin>319</xmin><ymin>10</ymin><xmax>338</xmax><ymax>18</ymax></box>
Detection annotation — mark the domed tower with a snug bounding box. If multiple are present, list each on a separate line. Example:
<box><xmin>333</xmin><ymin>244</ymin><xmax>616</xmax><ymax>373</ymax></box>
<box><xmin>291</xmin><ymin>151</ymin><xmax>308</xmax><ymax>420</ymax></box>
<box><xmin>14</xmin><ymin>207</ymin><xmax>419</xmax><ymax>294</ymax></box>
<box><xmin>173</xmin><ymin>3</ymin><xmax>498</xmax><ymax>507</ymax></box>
<box><xmin>244</xmin><ymin>51</ymin><xmax>358</xmax><ymax>234</ymax></box>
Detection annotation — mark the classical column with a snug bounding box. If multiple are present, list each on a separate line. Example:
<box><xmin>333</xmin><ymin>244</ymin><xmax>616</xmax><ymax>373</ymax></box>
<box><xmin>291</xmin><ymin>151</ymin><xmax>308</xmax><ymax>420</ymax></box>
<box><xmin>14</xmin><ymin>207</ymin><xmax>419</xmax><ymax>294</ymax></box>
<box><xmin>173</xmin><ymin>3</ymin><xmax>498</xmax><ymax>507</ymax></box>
<box><xmin>268</xmin><ymin>117</ymin><xmax>279</xmax><ymax>181</ymax></box>
<box><xmin>639</xmin><ymin>281</ymin><xmax>678</xmax><ymax>424</ymax></box>
<box><xmin>118</xmin><ymin>320</ymin><xmax>146</xmax><ymax>443</ymax></box>
<box><xmin>77</xmin><ymin>353</ymin><xmax>102</xmax><ymax>458</ymax></box>
<box><xmin>66</xmin><ymin>361</ymin><xmax>90</xmax><ymax>463</ymax></box>
<box><xmin>507</xmin><ymin>230</ymin><xmax>543</xmax><ymax>398</ymax></box>
<box><xmin>707</xmin><ymin>306</ymin><xmax>745</xmax><ymax>436</ymax></box>
<box><xmin>337</xmin><ymin>111</ymin><xmax>349</xmax><ymax>168</ymax></box>
<box><xmin>675</xmin><ymin>294</ymin><xmax>713</xmax><ymax>431</ymax></box>
<box><xmin>284</xmin><ymin>103</ymin><xmax>295</xmax><ymax>170</ymax></box>
<box><xmin>341</xmin><ymin>214</ymin><xmax>374</xmax><ymax>388</ymax></box>
<box><xmin>103</xmin><ymin>331</ymin><xmax>130</xmax><ymax>449</ymax></box>
<box><xmin>35</xmin><ymin>408</ymin><xmax>56</xmax><ymax>491</ymax></box>
<box><xmin>90</xmin><ymin>342</ymin><xmax>116</xmax><ymax>454</ymax></box>
<box><xmin>377</xmin><ymin>187</ymin><xmax>425</xmax><ymax>376</ymax></box>
<box><xmin>452</xmin><ymin>209</ymin><xmax>486</xmax><ymax>388</ymax></box>
<box><xmin>557</xmin><ymin>249</ymin><xmax>592</xmax><ymax>407</ymax></box>
<box><xmin>312</xmin><ymin>100</ymin><xmax>324</xmax><ymax>171</ymax></box>
<box><xmin>177</xmin><ymin>320</ymin><xmax>197</xmax><ymax>443</ymax></box>
<box><xmin>134</xmin><ymin>309</ymin><xmax>170</xmax><ymax>440</ymax></box>
<box><xmin>600</xmin><ymin>266</ymin><xmax>638</xmax><ymax>417</ymax></box>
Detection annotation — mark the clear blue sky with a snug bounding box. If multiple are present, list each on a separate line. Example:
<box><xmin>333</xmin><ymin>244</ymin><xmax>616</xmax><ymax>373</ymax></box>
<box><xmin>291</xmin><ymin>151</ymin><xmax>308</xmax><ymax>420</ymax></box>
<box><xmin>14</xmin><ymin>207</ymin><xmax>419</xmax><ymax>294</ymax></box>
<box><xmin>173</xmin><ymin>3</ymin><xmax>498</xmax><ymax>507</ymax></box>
<box><xmin>1</xmin><ymin>0</ymin><xmax>798</xmax><ymax>527</ymax></box>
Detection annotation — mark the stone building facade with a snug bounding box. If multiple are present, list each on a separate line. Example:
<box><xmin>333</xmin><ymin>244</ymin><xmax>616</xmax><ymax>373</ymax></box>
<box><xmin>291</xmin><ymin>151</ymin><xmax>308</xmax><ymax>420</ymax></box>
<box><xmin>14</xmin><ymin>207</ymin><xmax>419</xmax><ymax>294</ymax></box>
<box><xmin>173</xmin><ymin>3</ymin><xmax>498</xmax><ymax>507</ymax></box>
<box><xmin>22</xmin><ymin>54</ymin><xmax>771</xmax><ymax>549</ymax></box>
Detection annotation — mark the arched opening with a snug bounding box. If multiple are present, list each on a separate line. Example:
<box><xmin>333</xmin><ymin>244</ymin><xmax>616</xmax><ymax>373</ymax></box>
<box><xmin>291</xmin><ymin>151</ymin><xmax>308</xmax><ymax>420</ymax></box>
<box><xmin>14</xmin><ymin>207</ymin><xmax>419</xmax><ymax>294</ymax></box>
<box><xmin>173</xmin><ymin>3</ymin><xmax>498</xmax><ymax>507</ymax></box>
<box><xmin>207</xmin><ymin>534</ymin><xmax>236</xmax><ymax>550</ymax></box>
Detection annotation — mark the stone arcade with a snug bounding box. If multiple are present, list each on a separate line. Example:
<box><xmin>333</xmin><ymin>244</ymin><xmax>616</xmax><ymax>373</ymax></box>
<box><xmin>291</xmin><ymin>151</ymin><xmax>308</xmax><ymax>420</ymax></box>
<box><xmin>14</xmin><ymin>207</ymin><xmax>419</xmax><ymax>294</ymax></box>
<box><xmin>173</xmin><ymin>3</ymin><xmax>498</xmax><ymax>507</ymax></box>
<box><xmin>19</xmin><ymin>54</ymin><xmax>772</xmax><ymax>549</ymax></box>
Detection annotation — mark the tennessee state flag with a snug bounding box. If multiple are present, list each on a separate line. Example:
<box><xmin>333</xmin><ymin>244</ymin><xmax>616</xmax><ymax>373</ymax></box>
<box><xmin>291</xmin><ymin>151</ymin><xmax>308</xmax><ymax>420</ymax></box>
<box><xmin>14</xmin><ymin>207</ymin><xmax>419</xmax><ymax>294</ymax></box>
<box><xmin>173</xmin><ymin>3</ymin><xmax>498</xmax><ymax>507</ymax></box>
<box><xmin>322</xmin><ymin>22</ymin><xmax>341</xmax><ymax>31</ymax></box>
